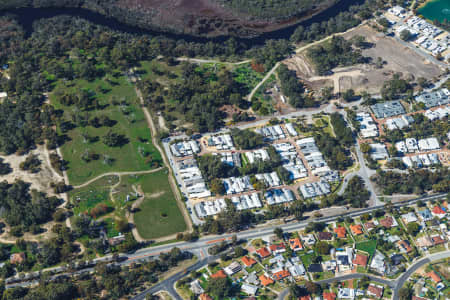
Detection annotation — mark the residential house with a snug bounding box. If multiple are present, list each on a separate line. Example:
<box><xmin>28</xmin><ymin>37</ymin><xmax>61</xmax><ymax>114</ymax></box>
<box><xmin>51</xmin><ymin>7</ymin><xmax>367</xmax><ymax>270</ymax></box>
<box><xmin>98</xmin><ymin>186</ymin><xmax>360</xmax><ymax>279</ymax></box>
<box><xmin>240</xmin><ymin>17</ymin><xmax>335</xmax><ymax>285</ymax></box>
<box><xmin>199</xmin><ymin>294</ymin><xmax>212</xmax><ymax>300</ymax></box>
<box><xmin>367</xmin><ymin>284</ymin><xmax>384</xmax><ymax>299</ymax></box>
<box><xmin>288</xmin><ymin>238</ymin><xmax>303</xmax><ymax>251</ymax></box>
<box><xmin>364</xmin><ymin>220</ymin><xmax>378</xmax><ymax>231</ymax></box>
<box><xmin>402</xmin><ymin>212</ymin><xmax>418</xmax><ymax>224</ymax></box>
<box><xmin>334</xmin><ymin>226</ymin><xmax>347</xmax><ymax>239</ymax></box>
<box><xmin>245</xmin><ymin>272</ymin><xmax>259</xmax><ymax>285</ymax></box>
<box><xmin>418</xmin><ymin>208</ymin><xmax>433</xmax><ymax>221</ymax></box>
<box><xmin>322</xmin><ymin>260</ymin><xmax>337</xmax><ymax>272</ymax></box>
<box><xmin>416</xmin><ymin>236</ymin><xmax>433</xmax><ymax>248</ymax></box>
<box><xmin>380</xmin><ymin>216</ymin><xmax>398</xmax><ymax>228</ymax></box>
<box><xmin>308</xmin><ymin>263</ymin><xmax>323</xmax><ymax>273</ymax></box>
<box><xmin>241</xmin><ymin>283</ymin><xmax>258</xmax><ymax>296</ymax></box>
<box><xmin>272</xmin><ymin>269</ymin><xmax>290</xmax><ymax>281</ymax></box>
<box><xmin>190</xmin><ymin>280</ymin><xmax>204</xmax><ymax>295</ymax></box>
<box><xmin>256</xmin><ymin>247</ymin><xmax>271</xmax><ymax>258</ymax></box>
<box><xmin>323</xmin><ymin>292</ymin><xmax>336</xmax><ymax>300</ymax></box>
<box><xmin>338</xmin><ymin>288</ymin><xmax>355</xmax><ymax>299</ymax></box>
<box><xmin>353</xmin><ymin>254</ymin><xmax>368</xmax><ymax>267</ymax></box>
<box><xmin>350</xmin><ymin>224</ymin><xmax>363</xmax><ymax>236</ymax></box>
<box><xmin>336</xmin><ymin>248</ymin><xmax>354</xmax><ymax>271</ymax></box>
<box><xmin>242</xmin><ymin>256</ymin><xmax>257</xmax><ymax>267</ymax></box>
<box><xmin>390</xmin><ymin>254</ymin><xmax>405</xmax><ymax>266</ymax></box>
<box><xmin>370</xmin><ymin>251</ymin><xmax>386</xmax><ymax>274</ymax></box>
<box><xmin>259</xmin><ymin>274</ymin><xmax>274</xmax><ymax>286</ymax></box>
<box><xmin>269</xmin><ymin>244</ymin><xmax>286</xmax><ymax>255</ymax></box>
<box><xmin>396</xmin><ymin>240</ymin><xmax>412</xmax><ymax>253</ymax></box>
<box><xmin>301</xmin><ymin>234</ymin><xmax>316</xmax><ymax>246</ymax></box>
<box><xmin>430</xmin><ymin>235</ymin><xmax>446</xmax><ymax>246</ymax></box>
<box><xmin>432</xmin><ymin>206</ymin><xmax>446</xmax><ymax>219</ymax></box>
<box><xmin>426</xmin><ymin>271</ymin><xmax>442</xmax><ymax>283</ymax></box>
<box><xmin>211</xmin><ymin>270</ymin><xmax>227</xmax><ymax>278</ymax></box>
<box><xmin>224</xmin><ymin>261</ymin><xmax>242</xmax><ymax>275</ymax></box>
<box><xmin>318</xmin><ymin>232</ymin><xmax>333</xmax><ymax>241</ymax></box>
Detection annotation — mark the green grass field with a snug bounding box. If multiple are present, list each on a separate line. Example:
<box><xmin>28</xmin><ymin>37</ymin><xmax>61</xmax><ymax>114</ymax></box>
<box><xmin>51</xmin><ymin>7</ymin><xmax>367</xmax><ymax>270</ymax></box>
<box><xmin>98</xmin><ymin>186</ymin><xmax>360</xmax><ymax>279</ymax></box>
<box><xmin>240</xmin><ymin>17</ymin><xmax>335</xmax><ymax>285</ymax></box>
<box><xmin>128</xmin><ymin>170</ymin><xmax>187</xmax><ymax>239</ymax></box>
<box><xmin>356</xmin><ymin>240</ymin><xmax>377</xmax><ymax>257</ymax></box>
<box><xmin>51</xmin><ymin>74</ymin><xmax>162</xmax><ymax>186</ymax></box>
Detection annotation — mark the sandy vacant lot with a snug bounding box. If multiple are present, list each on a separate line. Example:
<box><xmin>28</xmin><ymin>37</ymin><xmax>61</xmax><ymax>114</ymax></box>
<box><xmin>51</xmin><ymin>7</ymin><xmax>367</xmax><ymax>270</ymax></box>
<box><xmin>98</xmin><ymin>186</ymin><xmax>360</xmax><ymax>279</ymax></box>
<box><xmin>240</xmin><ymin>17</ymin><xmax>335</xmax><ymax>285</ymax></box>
<box><xmin>0</xmin><ymin>145</ymin><xmax>63</xmax><ymax>197</ymax></box>
<box><xmin>284</xmin><ymin>24</ymin><xmax>444</xmax><ymax>94</ymax></box>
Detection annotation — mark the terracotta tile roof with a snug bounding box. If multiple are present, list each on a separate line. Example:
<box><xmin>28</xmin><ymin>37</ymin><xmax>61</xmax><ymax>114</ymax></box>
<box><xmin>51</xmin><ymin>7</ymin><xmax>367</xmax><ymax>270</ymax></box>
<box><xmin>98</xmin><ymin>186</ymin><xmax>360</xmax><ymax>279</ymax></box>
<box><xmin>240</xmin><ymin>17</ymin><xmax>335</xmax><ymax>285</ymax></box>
<box><xmin>256</xmin><ymin>247</ymin><xmax>271</xmax><ymax>258</ymax></box>
<box><xmin>318</xmin><ymin>232</ymin><xmax>333</xmax><ymax>240</ymax></box>
<box><xmin>431</xmin><ymin>235</ymin><xmax>445</xmax><ymax>245</ymax></box>
<box><xmin>211</xmin><ymin>270</ymin><xmax>227</xmax><ymax>279</ymax></box>
<box><xmin>353</xmin><ymin>254</ymin><xmax>368</xmax><ymax>267</ymax></box>
<box><xmin>350</xmin><ymin>224</ymin><xmax>363</xmax><ymax>235</ymax></box>
<box><xmin>199</xmin><ymin>294</ymin><xmax>213</xmax><ymax>300</ymax></box>
<box><xmin>323</xmin><ymin>292</ymin><xmax>336</xmax><ymax>300</ymax></box>
<box><xmin>273</xmin><ymin>269</ymin><xmax>290</xmax><ymax>280</ymax></box>
<box><xmin>259</xmin><ymin>274</ymin><xmax>274</xmax><ymax>286</ymax></box>
<box><xmin>269</xmin><ymin>243</ymin><xmax>286</xmax><ymax>252</ymax></box>
<box><xmin>288</xmin><ymin>238</ymin><xmax>303</xmax><ymax>251</ymax></box>
<box><xmin>334</xmin><ymin>226</ymin><xmax>346</xmax><ymax>238</ymax></box>
<box><xmin>397</xmin><ymin>240</ymin><xmax>412</xmax><ymax>253</ymax></box>
<box><xmin>368</xmin><ymin>284</ymin><xmax>383</xmax><ymax>298</ymax></box>
<box><xmin>380</xmin><ymin>216</ymin><xmax>394</xmax><ymax>228</ymax></box>
<box><xmin>299</xmin><ymin>296</ymin><xmax>311</xmax><ymax>300</ymax></box>
<box><xmin>432</xmin><ymin>206</ymin><xmax>445</xmax><ymax>215</ymax></box>
<box><xmin>426</xmin><ymin>271</ymin><xmax>442</xmax><ymax>283</ymax></box>
<box><xmin>241</xmin><ymin>256</ymin><xmax>257</xmax><ymax>267</ymax></box>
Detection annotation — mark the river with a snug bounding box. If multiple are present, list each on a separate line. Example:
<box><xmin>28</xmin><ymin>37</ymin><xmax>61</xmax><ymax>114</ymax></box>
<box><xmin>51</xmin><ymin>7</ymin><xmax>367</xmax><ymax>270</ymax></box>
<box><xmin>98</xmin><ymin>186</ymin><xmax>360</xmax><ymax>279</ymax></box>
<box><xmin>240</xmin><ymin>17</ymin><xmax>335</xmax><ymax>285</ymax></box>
<box><xmin>1</xmin><ymin>0</ymin><xmax>364</xmax><ymax>45</ymax></box>
<box><xmin>418</xmin><ymin>0</ymin><xmax>450</xmax><ymax>23</ymax></box>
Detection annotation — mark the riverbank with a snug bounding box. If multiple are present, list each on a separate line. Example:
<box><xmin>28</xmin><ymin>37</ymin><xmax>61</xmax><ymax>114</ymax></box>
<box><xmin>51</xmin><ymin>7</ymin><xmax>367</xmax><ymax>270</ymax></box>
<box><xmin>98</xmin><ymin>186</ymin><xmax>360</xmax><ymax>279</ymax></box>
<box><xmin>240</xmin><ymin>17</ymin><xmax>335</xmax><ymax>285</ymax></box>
<box><xmin>417</xmin><ymin>0</ymin><xmax>450</xmax><ymax>23</ymax></box>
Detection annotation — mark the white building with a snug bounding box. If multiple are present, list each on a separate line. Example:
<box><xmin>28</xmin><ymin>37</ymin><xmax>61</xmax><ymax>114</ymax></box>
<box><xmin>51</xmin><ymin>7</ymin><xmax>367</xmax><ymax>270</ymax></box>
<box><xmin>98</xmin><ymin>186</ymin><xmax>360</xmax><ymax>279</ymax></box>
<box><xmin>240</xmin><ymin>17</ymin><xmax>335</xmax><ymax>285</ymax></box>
<box><xmin>265</xmin><ymin>189</ymin><xmax>295</xmax><ymax>205</ymax></box>
<box><xmin>207</xmin><ymin>134</ymin><xmax>235</xmax><ymax>150</ymax></box>
<box><xmin>418</xmin><ymin>137</ymin><xmax>440</xmax><ymax>152</ymax></box>
<box><xmin>285</xmin><ymin>123</ymin><xmax>298</xmax><ymax>136</ymax></box>
<box><xmin>170</xmin><ymin>140</ymin><xmax>201</xmax><ymax>157</ymax></box>
<box><xmin>231</xmin><ymin>193</ymin><xmax>262</xmax><ymax>210</ymax></box>
<box><xmin>299</xmin><ymin>180</ymin><xmax>331</xmax><ymax>199</ymax></box>
<box><xmin>245</xmin><ymin>149</ymin><xmax>270</xmax><ymax>164</ymax></box>
<box><xmin>255</xmin><ymin>172</ymin><xmax>281</xmax><ymax>187</ymax></box>
<box><xmin>223</xmin><ymin>176</ymin><xmax>254</xmax><ymax>194</ymax></box>
<box><xmin>356</xmin><ymin>112</ymin><xmax>379</xmax><ymax>138</ymax></box>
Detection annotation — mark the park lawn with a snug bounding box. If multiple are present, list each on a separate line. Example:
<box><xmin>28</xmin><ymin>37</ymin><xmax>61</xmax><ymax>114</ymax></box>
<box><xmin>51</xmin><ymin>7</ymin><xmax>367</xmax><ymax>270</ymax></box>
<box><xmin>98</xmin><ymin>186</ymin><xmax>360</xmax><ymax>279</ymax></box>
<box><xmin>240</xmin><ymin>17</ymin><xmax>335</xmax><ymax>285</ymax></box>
<box><xmin>130</xmin><ymin>170</ymin><xmax>186</xmax><ymax>239</ymax></box>
<box><xmin>69</xmin><ymin>175</ymin><xmax>119</xmax><ymax>216</ymax></box>
<box><xmin>52</xmin><ymin>74</ymin><xmax>162</xmax><ymax>186</ymax></box>
<box><xmin>356</xmin><ymin>240</ymin><xmax>377</xmax><ymax>258</ymax></box>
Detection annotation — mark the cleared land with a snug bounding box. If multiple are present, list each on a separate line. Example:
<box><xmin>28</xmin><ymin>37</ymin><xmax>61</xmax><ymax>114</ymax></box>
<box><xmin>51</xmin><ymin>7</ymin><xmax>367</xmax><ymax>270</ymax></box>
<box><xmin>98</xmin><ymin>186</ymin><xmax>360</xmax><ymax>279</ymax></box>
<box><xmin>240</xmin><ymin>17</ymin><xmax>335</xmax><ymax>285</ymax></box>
<box><xmin>284</xmin><ymin>24</ymin><xmax>443</xmax><ymax>94</ymax></box>
<box><xmin>51</xmin><ymin>74</ymin><xmax>162</xmax><ymax>186</ymax></box>
<box><xmin>0</xmin><ymin>146</ymin><xmax>62</xmax><ymax>196</ymax></box>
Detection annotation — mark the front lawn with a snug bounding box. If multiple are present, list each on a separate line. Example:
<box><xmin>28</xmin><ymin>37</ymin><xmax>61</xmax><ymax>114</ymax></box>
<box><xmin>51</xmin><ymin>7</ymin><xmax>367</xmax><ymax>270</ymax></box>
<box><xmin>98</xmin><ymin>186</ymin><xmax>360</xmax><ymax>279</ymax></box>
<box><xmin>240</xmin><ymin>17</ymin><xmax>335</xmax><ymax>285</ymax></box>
<box><xmin>356</xmin><ymin>240</ymin><xmax>377</xmax><ymax>258</ymax></box>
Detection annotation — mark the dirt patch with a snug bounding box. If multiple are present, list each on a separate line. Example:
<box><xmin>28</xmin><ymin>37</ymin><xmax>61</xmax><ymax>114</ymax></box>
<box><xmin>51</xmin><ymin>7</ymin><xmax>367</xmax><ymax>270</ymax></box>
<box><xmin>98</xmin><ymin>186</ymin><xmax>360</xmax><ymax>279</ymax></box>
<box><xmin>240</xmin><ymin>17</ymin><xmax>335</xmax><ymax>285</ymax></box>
<box><xmin>284</xmin><ymin>24</ymin><xmax>444</xmax><ymax>94</ymax></box>
<box><xmin>0</xmin><ymin>145</ymin><xmax>62</xmax><ymax>197</ymax></box>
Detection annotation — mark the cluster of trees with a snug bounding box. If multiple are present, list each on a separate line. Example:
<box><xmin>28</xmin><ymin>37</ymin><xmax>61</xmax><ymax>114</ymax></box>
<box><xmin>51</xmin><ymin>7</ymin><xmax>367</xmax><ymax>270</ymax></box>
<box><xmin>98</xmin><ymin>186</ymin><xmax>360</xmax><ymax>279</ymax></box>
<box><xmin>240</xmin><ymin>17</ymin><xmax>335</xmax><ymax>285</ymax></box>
<box><xmin>307</xmin><ymin>36</ymin><xmax>366</xmax><ymax>75</ymax></box>
<box><xmin>197</xmin><ymin>154</ymin><xmax>239</xmax><ymax>181</ymax></box>
<box><xmin>314</xmin><ymin>133</ymin><xmax>352</xmax><ymax>171</ymax></box>
<box><xmin>3</xmin><ymin>247</ymin><xmax>189</xmax><ymax>300</ymax></box>
<box><xmin>141</xmin><ymin>63</ymin><xmax>248</xmax><ymax>132</ymax></box>
<box><xmin>230</xmin><ymin>128</ymin><xmax>264</xmax><ymax>150</ymax></box>
<box><xmin>380</xmin><ymin>73</ymin><xmax>412</xmax><ymax>100</ymax></box>
<box><xmin>19</xmin><ymin>154</ymin><xmax>41</xmax><ymax>173</ymax></box>
<box><xmin>277</xmin><ymin>64</ymin><xmax>315</xmax><ymax>108</ymax></box>
<box><xmin>0</xmin><ymin>95</ymin><xmax>60</xmax><ymax>154</ymax></box>
<box><xmin>0</xmin><ymin>180</ymin><xmax>61</xmax><ymax>232</ymax></box>
<box><xmin>372</xmin><ymin>168</ymin><xmax>450</xmax><ymax>195</ymax></box>
<box><xmin>0</xmin><ymin>159</ymin><xmax>12</xmax><ymax>175</ymax></box>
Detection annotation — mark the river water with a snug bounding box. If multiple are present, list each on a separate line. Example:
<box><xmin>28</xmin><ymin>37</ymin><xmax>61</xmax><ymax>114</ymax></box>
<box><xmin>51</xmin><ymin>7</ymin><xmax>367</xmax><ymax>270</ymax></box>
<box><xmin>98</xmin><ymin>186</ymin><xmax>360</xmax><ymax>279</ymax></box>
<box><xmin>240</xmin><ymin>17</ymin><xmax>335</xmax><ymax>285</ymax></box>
<box><xmin>1</xmin><ymin>0</ymin><xmax>364</xmax><ymax>45</ymax></box>
<box><xmin>418</xmin><ymin>0</ymin><xmax>450</xmax><ymax>23</ymax></box>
